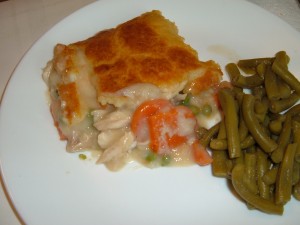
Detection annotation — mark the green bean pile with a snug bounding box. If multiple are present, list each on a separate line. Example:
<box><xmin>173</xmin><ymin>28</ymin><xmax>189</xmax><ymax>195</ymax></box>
<box><xmin>199</xmin><ymin>51</ymin><xmax>300</xmax><ymax>215</ymax></box>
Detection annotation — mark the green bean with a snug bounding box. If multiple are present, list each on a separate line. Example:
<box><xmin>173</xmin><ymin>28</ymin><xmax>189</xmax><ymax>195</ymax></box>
<box><xmin>232</xmin><ymin>86</ymin><xmax>243</xmax><ymax>96</ymax></box>
<box><xmin>210</xmin><ymin>135</ymin><xmax>255</xmax><ymax>151</ymax></box>
<box><xmin>257</xmin><ymin>148</ymin><xmax>271</xmax><ymax>200</ymax></box>
<box><xmin>271</xmin><ymin>115</ymin><xmax>292</xmax><ymax>163</ymax></box>
<box><xmin>244</xmin><ymin>152</ymin><xmax>258</xmax><ymax>194</ymax></box>
<box><xmin>210</xmin><ymin>139</ymin><xmax>227</xmax><ymax>150</ymax></box>
<box><xmin>242</xmin><ymin>94</ymin><xmax>278</xmax><ymax>153</ymax></box>
<box><xmin>285</xmin><ymin>103</ymin><xmax>300</xmax><ymax>117</ymax></box>
<box><xmin>218</xmin><ymin>88</ymin><xmax>241</xmax><ymax>158</ymax></box>
<box><xmin>212</xmin><ymin>150</ymin><xmax>232</xmax><ymax>178</ymax></box>
<box><xmin>241</xmin><ymin>135</ymin><xmax>256</xmax><ymax>149</ymax></box>
<box><xmin>262</xmin><ymin>114</ymin><xmax>270</xmax><ymax>128</ymax></box>
<box><xmin>196</xmin><ymin>127</ymin><xmax>208</xmax><ymax>140</ymax></box>
<box><xmin>199</xmin><ymin>123</ymin><xmax>220</xmax><ymax>148</ymax></box>
<box><xmin>226</xmin><ymin>63</ymin><xmax>240</xmax><ymax>82</ymax></box>
<box><xmin>233</xmin><ymin>149</ymin><xmax>244</xmax><ymax>167</ymax></box>
<box><xmin>293</xmin><ymin>181</ymin><xmax>300</xmax><ymax>201</ymax></box>
<box><xmin>292</xmin><ymin>162</ymin><xmax>300</xmax><ymax>186</ymax></box>
<box><xmin>294</xmin><ymin>114</ymin><xmax>300</xmax><ymax>122</ymax></box>
<box><xmin>217</xmin><ymin>119</ymin><xmax>227</xmax><ymax>139</ymax></box>
<box><xmin>245</xmin><ymin>145</ymin><xmax>256</xmax><ymax>153</ymax></box>
<box><xmin>265</xmin><ymin>65</ymin><xmax>281</xmax><ymax>100</ymax></box>
<box><xmin>272</xmin><ymin>57</ymin><xmax>300</xmax><ymax>95</ymax></box>
<box><xmin>252</xmin><ymin>86</ymin><xmax>266</xmax><ymax>99</ymax></box>
<box><xmin>255</xmin><ymin>98</ymin><xmax>268</xmax><ymax>115</ymax></box>
<box><xmin>278</xmin><ymin>77</ymin><xmax>292</xmax><ymax>99</ymax></box>
<box><xmin>275</xmin><ymin>143</ymin><xmax>297</xmax><ymax>205</ymax></box>
<box><xmin>269</xmin><ymin>92</ymin><xmax>300</xmax><ymax>114</ymax></box>
<box><xmin>263</xmin><ymin>166</ymin><xmax>279</xmax><ymax>185</ymax></box>
<box><xmin>292</xmin><ymin>121</ymin><xmax>300</xmax><ymax>163</ymax></box>
<box><xmin>269</xmin><ymin>115</ymin><xmax>285</xmax><ymax>135</ymax></box>
<box><xmin>257</xmin><ymin>63</ymin><xmax>267</xmax><ymax>77</ymax></box>
<box><xmin>239</xmin><ymin>114</ymin><xmax>249</xmax><ymax>142</ymax></box>
<box><xmin>255</xmin><ymin>97</ymin><xmax>269</xmax><ymax>122</ymax></box>
<box><xmin>231</xmin><ymin>164</ymin><xmax>284</xmax><ymax>215</ymax></box>
<box><xmin>226</xmin><ymin>63</ymin><xmax>264</xmax><ymax>88</ymax></box>
<box><xmin>275</xmin><ymin>51</ymin><xmax>290</xmax><ymax>68</ymax></box>
<box><xmin>238</xmin><ymin>57</ymin><xmax>274</xmax><ymax>68</ymax></box>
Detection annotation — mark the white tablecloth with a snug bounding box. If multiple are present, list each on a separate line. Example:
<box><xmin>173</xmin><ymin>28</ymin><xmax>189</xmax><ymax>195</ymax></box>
<box><xmin>0</xmin><ymin>0</ymin><xmax>300</xmax><ymax>224</ymax></box>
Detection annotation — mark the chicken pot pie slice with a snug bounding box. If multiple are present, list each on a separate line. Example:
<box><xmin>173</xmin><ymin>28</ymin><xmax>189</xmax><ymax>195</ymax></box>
<box><xmin>43</xmin><ymin>10</ymin><xmax>222</xmax><ymax>170</ymax></box>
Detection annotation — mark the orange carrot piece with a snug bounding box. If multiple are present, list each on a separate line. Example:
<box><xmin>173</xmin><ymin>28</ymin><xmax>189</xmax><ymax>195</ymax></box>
<box><xmin>192</xmin><ymin>141</ymin><xmax>213</xmax><ymax>166</ymax></box>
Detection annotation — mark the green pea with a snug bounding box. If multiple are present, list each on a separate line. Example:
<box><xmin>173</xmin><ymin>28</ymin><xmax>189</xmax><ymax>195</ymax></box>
<box><xmin>161</xmin><ymin>154</ymin><xmax>171</xmax><ymax>166</ymax></box>
<box><xmin>79</xmin><ymin>154</ymin><xmax>87</xmax><ymax>160</ymax></box>
<box><xmin>145</xmin><ymin>151</ymin><xmax>157</xmax><ymax>162</ymax></box>
<box><xmin>201</xmin><ymin>104</ymin><xmax>212</xmax><ymax>116</ymax></box>
<box><xmin>189</xmin><ymin>105</ymin><xmax>201</xmax><ymax>115</ymax></box>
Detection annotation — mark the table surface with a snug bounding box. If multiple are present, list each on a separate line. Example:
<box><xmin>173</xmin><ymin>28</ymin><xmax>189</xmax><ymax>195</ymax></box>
<box><xmin>0</xmin><ymin>0</ymin><xmax>300</xmax><ymax>224</ymax></box>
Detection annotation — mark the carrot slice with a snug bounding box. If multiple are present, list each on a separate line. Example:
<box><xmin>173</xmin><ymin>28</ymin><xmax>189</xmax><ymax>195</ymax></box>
<box><xmin>148</xmin><ymin>106</ymin><xmax>194</xmax><ymax>153</ymax></box>
<box><xmin>131</xmin><ymin>99</ymin><xmax>171</xmax><ymax>135</ymax></box>
<box><xmin>192</xmin><ymin>140</ymin><xmax>213</xmax><ymax>166</ymax></box>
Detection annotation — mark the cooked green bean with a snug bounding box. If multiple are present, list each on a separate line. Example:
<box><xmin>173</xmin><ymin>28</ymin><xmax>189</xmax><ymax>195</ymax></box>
<box><xmin>209</xmin><ymin>52</ymin><xmax>300</xmax><ymax>215</ymax></box>
<box><xmin>238</xmin><ymin>57</ymin><xmax>274</xmax><ymax>68</ymax></box>
<box><xmin>210</xmin><ymin>135</ymin><xmax>255</xmax><ymax>151</ymax></box>
<box><xmin>285</xmin><ymin>103</ymin><xmax>300</xmax><ymax>117</ymax></box>
<box><xmin>199</xmin><ymin>123</ymin><xmax>220</xmax><ymax>148</ymax></box>
<box><xmin>263</xmin><ymin>166</ymin><xmax>279</xmax><ymax>185</ymax></box>
<box><xmin>292</xmin><ymin>121</ymin><xmax>300</xmax><ymax>163</ymax></box>
<box><xmin>233</xmin><ymin>150</ymin><xmax>244</xmax><ymax>167</ymax></box>
<box><xmin>272</xmin><ymin>57</ymin><xmax>300</xmax><ymax>95</ymax></box>
<box><xmin>239</xmin><ymin>114</ymin><xmax>249</xmax><ymax>142</ymax></box>
<box><xmin>293</xmin><ymin>181</ymin><xmax>300</xmax><ymax>201</ymax></box>
<box><xmin>292</xmin><ymin>162</ymin><xmax>300</xmax><ymax>186</ymax></box>
<box><xmin>257</xmin><ymin>63</ymin><xmax>267</xmax><ymax>77</ymax></box>
<box><xmin>278</xmin><ymin>77</ymin><xmax>292</xmax><ymax>99</ymax></box>
<box><xmin>241</xmin><ymin>135</ymin><xmax>256</xmax><ymax>149</ymax></box>
<box><xmin>226</xmin><ymin>63</ymin><xmax>264</xmax><ymax>88</ymax></box>
<box><xmin>244</xmin><ymin>152</ymin><xmax>258</xmax><ymax>194</ymax></box>
<box><xmin>232</xmin><ymin>164</ymin><xmax>284</xmax><ymax>215</ymax></box>
<box><xmin>196</xmin><ymin>127</ymin><xmax>208</xmax><ymax>140</ymax></box>
<box><xmin>294</xmin><ymin>115</ymin><xmax>300</xmax><ymax>122</ymax></box>
<box><xmin>226</xmin><ymin>63</ymin><xmax>240</xmax><ymax>81</ymax></box>
<box><xmin>275</xmin><ymin>143</ymin><xmax>297</xmax><ymax>205</ymax></box>
<box><xmin>265</xmin><ymin>65</ymin><xmax>281</xmax><ymax>100</ymax></box>
<box><xmin>255</xmin><ymin>98</ymin><xmax>268</xmax><ymax>115</ymax></box>
<box><xmin>269</xmin><ymin>92</ymin><xmax>300</xmax><ymax>114</ymax></box>
<box><xmin>210</xmin><ymin>139</ymin><xmax>227</xmax><ymax>150</ymax></box>
<box><xmin>242</xmin><ymin>94</ymin><xmax>278</xmax><ymax>153</ymax></box>
<box><xmin>255</xmin><ymin>98</ymin><xmax>269</xmax><ymax>122</ymax></box>
<box><xmin>275</xmin><ymin>51</ymin><xmax>290</xmax><ymax>68</ymax></box>
<box><xmin>212</xmin><ymin>150</ymin><xmax>231</xmax><ymax>178</ymax></box>
<box><xmin>218</xmin><ymin>88</ymin><xmax>241</xmax><ymax>158</ymax></box>
<box><xmin>252</xmin><ymin>86</ymin><xmax>266</xmax><ymax>99</ymax></box>
<box><xmin>269</xmin><ymin>115</ymin><xmax>285</xmax><ymax>135</ymax></box>
<box><xmin>271</xmin><ymin>115</ymin><xmax>292</xmax><ymax>163</ymax></box>
<box><xmin>257</xmin><ymin>148</ymin><xmax>271</xmax><ymax>200</ymax></box>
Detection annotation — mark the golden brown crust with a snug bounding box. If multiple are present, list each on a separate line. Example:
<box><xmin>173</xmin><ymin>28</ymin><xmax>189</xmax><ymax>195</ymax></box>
<box><xmin>58</xmin><ymin>82</ymin><xmax>80</xmax><ymax>123</ymax></box>
<box><xmin>50</xmin><ymin>10</ymin><xmax>222</xmax><ymax>125</ymax></box>
<box><xmin>73</xmin><ymin>10</ymin><xmax>205</xmax><ymax>93</ymax></box>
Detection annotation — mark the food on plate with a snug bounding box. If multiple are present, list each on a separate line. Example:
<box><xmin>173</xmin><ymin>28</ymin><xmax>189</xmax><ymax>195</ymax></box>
<box><xmin>42</xmin><ymin>10</ymin><xmax>223</xmax><ymax>171</ymax></box>
<box><xmin>205</xmin><ymin>51</ymin><xmax>300</xmax><ymax>215</ymax></box>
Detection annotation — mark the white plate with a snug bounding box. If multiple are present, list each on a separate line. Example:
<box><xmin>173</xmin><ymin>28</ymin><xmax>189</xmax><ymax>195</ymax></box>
<box><xmin>1</xmin><ymin>0</ymin><xmax>300</xmax><ymax>224</ymax></box>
